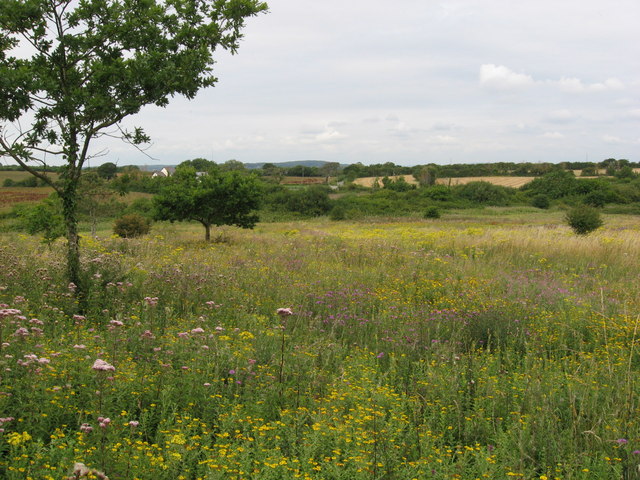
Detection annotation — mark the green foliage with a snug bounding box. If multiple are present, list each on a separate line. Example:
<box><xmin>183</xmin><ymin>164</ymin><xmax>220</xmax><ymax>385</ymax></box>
<box><xmin>531</xmin><ymin>194</ymin><xmax>550</xmax><ymax>209</ymax></box>
<box><xmin>124</xmin><ymin>197</ymin><xmax>155</xmax><ymax>218</ymax></box>
<box><xmin>455</xmin><ymin>181</ymin><xmax>512</xmax><ymax>205</ymax></box>
<box><xmin>178</xmin><ymin>158</ymin><xmax>218</xmax><ymax>173</ymax></box>
<box><xmin>522</xmin><ymin>170</ymin><xmax>577</xmax><ymax>199</ymax></box>
<box><xmin>96</xmin><ymin>162</ymin><xmax>118</xmax><ymax>179</ymax></box>
<box><xmin>285</xmin><ymin>186</ymin><xmax>332</xmax><ymax>216</ymax></box>
<box><xmin>154</xmin><ymin>167</ymin><xmax>261</xmax><ymax>240</ymax></box>
<box><xmin>13</xmin><ymin>196</ymin><xmax>65</xmax><ymax>245</ymax></box>
<box><xmin>382</xmin><ymin>175</ymin><xmax>415</xmax><ymax>192</ymax></box>
<box><xmin>423</xmin><ymin>206</ymin><xmax>441</xmax><ymax>219</ymax></box>
<box><xmin>329</xmin><ymin>204</ymin><xmax>347</xmax><ymax>221</ymax></box>
<box><xmin>565</xmin><ymin>206</ymin><xmax>603</xmax><ymax>235</ymax></box>
<box><xmin>113</xmin><ymin>213</ymin><xmax>151</xmax><ymax>238</ymax></box>
<box><xmin>583</xmin><ymin>190</ymin><xmax>607</xmax><ymax>208</ymax></box>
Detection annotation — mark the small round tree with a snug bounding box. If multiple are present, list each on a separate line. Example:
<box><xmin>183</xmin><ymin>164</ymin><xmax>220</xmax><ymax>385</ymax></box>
<box><xmin>565</xmin><ymin>206</ymin><xmax>603</xmax><ymax>235</ymax></box>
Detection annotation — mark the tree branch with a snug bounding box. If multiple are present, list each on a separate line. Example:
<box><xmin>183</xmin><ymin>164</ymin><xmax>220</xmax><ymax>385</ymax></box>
<box><xmin>0</xmin><ymin>137</ymin><xmax>59</xmax><ymax>192</ymax></box>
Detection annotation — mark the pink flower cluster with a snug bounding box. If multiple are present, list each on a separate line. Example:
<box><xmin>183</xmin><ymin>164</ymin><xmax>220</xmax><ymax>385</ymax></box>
<box><xmin>0</xmin><ymin>416</ymin><xmax>14</xmax><ymax>433</ymax></box>
<box><xmin>144</xmin><ymin>297</ymin><xmax>159</xmax><ymax>306</ymax></box>
<box><xmin>98</xmin><ymin>417</ymin><xmax>111</xmax><ymax>428</ymax></box>
<box><xmin>277</xmin><ymin>308</ymin><xmax>293</xmax><ymax>317</ymax></box>
<box><xmin>92</xmin><ymin>359</ymin><xmax>115</xmax><ymax>372</ymax></box>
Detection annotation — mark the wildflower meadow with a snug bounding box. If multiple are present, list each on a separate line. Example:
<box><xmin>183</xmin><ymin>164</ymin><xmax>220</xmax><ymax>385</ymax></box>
<box><xmin>1</xmin><ymin>210</ymin><xmax>639</xmax><ymax>479</ymax></box>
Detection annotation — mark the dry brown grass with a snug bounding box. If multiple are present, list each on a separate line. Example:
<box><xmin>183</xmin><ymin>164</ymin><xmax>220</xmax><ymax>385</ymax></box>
<box><xmin>351</xmin><ymin>175</ymin><xmax>418</xmax><ymax>188</ymax></box>
<box><xmin>435</xmin><ymin>176</ymin><xmax>535</xmax><ymax>188</ymax></box>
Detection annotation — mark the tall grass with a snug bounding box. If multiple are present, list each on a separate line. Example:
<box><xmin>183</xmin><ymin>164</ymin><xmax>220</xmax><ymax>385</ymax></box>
<box><xmin>0</xmin><ymin>213</ymin><xmax>639</xmax><ymax>479</ymax></box>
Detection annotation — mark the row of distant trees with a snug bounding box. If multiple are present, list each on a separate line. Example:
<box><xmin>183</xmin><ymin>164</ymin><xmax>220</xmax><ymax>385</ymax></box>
<box><xmin>2</xmin><ymin>158</ymin><xmax>636</xmax><ymax>184</ymax></box>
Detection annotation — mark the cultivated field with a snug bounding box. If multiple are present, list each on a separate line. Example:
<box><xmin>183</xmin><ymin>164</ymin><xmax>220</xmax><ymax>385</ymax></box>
<box><xmin>351</xmin><ymin>175</ymin><xmax>537</xmax><ymax>188</ymax></box>
<box><xmin>436</xmin><ymin>176</ymin><xmax>536</xmax><ymax>188</ymax></box>
<box><xmin>1</xmin><ymin>212</ymin><xmax>639</xmax><ymax>479</ymax></box>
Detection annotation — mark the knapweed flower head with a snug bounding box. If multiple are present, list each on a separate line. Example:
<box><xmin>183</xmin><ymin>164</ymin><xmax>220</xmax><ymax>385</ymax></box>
<box><xmin>277</xmin><ymin>307</ymin><xmax>293</xmax><ymax>317</ymax></box>
<box><xmin>92</xmin><ymin>359</ymin><xmax>115</xmax><ymax>372</ymax></box>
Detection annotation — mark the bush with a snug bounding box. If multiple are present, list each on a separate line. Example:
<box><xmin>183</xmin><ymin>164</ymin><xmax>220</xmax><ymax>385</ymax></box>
<box><xmin>456</xmin><ymin>181</ymin><xmax>511</xmax><ymax>205</ymax></box>
<box><xmin>329</xmin><ymin>205</ymin><xmax>346</xmax><ymax>221</ymax></box>
<box><xmin>423</xmin><ymin>206</ymin><xmax>441</xmax><ymax>219</ymax></box>
<box><xmin>113</xmin><ymin>213</ymin><xmax>151</xmax><ymax>238</ymax></box>
<box><xmin>531</xmin><ymin>194</ymin><xmax>550</xmax><ymax>209</ymax></box>
<box><xmin>565</xmin><ymin>206</ymin><xmax>603</xmax><ymax>235</ymax></box>
<box><xmin>583</xmin><ymin>190</ymin><xmax>607</xmax><ymax>208</ymax></box>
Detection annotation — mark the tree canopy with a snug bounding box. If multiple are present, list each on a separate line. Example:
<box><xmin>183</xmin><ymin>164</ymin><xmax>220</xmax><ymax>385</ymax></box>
<box><xmin>154</xmin><ymin>167</ymin><xmax>261</xmax><ymax>241</ymax></box>
<box><xmin>0</xmin><ymin>0</ymin><xmax>267</xmax><ymax>300</ymax></box>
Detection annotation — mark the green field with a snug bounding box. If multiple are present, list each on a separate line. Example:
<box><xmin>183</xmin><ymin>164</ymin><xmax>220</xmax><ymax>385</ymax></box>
<box><xmin>1</xmin><ymin>212</ymin><xmax>639</xmax><ymax>479</ymax></box>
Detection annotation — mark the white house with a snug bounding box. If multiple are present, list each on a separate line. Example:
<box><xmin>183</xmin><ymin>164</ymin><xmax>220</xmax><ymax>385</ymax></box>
<box><xmin>152</xmin><ymin>167</ymin><xmax>176</xmax><ymax>178</ymax></box>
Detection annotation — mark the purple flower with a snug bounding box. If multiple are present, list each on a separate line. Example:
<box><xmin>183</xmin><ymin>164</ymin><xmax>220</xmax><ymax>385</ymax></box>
<box><xmin>376</xmin><ymin>352</ymin><xmax>385</xmax><ymax>358</ymax></box>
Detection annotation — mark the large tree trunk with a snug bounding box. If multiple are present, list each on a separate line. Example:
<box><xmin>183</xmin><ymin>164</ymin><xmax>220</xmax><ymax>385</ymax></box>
<box><xmin>204</xmin><ymin>223</ymin><xmax>211</xmax><ymax>241</ymax></box>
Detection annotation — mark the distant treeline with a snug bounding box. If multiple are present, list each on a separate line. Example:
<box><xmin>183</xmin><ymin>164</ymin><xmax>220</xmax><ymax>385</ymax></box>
<box><xmin>2</xmin><ymin>157</ymin><xmax>637</xmax><ymax>183</ymax></box>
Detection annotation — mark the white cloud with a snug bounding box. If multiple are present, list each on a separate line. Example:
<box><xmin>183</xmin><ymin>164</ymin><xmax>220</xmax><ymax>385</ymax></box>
<box><xmin>557</xmin><ymin>77</ymin><xmax>624</xmax><ymax>93</ymax></box>
<box><xmin>545</xmin><ymin>109</ymin><xmax>576</xmax><ymax>123</ymax></box>
<box><xmin>479</xmin><ymin>64</ymin><xmax>535</xmax><ymax>90</ymax></box>
<box><xmin>542</xmin><ymin>132</ymin><xmax>564</xmax><ymax>139</ymax></box>
<box><xmin>315</xmin><ymin>128</ymin><xmax>347</xmax><ymax>142</ymax></box>
<box><xmin>602</xmin><ymin>135</ymin><xmax>623</xmax><ymax>144</ymax></box>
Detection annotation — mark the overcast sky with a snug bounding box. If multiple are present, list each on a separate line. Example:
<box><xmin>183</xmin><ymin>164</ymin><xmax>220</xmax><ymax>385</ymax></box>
<box><xmin>26</xmin><ymin>0</ymin><xmax>640</xmax><ymax>166</ymax></box>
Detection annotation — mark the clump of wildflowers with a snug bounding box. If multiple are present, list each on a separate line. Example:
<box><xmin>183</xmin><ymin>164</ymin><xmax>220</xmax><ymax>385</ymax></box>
<box><xmin>92</xmin><ymin>359</ymin><xmax>115</xmax><ymax>372</ymax></box>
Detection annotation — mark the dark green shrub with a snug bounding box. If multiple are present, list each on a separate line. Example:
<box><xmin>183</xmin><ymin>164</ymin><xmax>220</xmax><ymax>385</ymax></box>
<box><xmin>522</xmin><ymin>170</ymin><xmax>577</xmax><ymax>199</ymax></box>
<box><xmin>583</xmin><ymin>190</ymin><xmax>607</xmax><ymax>208</ymax></box>
<box><xmin>423</xmin><ymin>206</ymin><xmax>441</xmax><ymax>219</ymax></box>
<box><xmin>531</xmin><ymin>194</ymin><xmax>550</xmax><ymax>209</ymax></box>
<box><xmin>456</xmin><ymin>181</ymin><xmax>511</xmax><ymax>205</ymax></box>
<box><xmin>329</xmin><ymin>205</ymin><xmax>346</xmax><ymax>221</ymax></box>
<box><xmin>565</xmin><ymin>206</ymin><xmax>603</xmax><ymax>235</ymax></box>
<box><xmin>113</xmin><ymin>213</ymin><xmax>151</xmax><ymax>238</ymax></box>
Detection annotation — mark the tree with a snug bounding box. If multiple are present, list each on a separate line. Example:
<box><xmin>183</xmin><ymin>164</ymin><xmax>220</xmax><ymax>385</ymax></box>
<box><xmin>0</xmin><ymin>0</ymin><xmax>267</xmax><ymax>299</ymax></box>
<box><xmin>565</xmin><ymin>206</ymin><xmax>603</xmax><ymax>235</ymax></box>
<box><xmin>96</xmin><ymin>162</ymin><xmax>118</xmax><ymax>180</ymax></box>
<box><xmin>153</xmin><ymin>167</ymin><xmax>261</xmax><ymax>241</ymax></box>
<box><xmin>14</xmin><ymin>196</ymin><xmax>65</xmax><ymax>247</ymax></box>
<box><xmin>220</xmin><ymin>159</ymin><xmax>246</xmax><ymax>172</ymax></box>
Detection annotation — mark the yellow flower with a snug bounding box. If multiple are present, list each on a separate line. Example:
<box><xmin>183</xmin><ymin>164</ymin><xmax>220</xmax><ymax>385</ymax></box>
<box><xmin>7</xmin><ymin>431</ymin><xmax>32</xmax><ymax>446</ymax></box>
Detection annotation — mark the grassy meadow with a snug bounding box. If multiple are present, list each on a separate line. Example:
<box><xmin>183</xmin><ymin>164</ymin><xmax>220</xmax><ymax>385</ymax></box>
<box><xmin>1</xmin><ymin>211</ymin><xmax>640</xmax><ymax>479</ymax></box>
